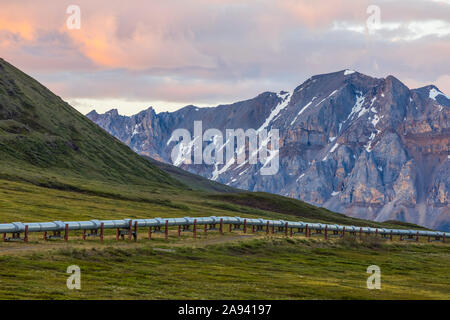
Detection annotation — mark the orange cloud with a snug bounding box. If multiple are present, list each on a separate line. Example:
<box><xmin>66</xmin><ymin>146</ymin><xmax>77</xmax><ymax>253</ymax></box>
<box><xmin>65</xmin><ymin>15</ymin><xmax>122</xmax><ymax>68</ymax></box>
<box><xmin>278</xmin><ymin>0</ymin><xmax>368</xmax><ymax>28</ymax></box>
<box><xmin>0</xmin><ymin>0</ymin><xmax>449</xmax><ymax>113</ymax></box>
<box><xmin>0</xmin><ymin>19</ymin><xmax>34</xmax><ymax>40</ymax></box>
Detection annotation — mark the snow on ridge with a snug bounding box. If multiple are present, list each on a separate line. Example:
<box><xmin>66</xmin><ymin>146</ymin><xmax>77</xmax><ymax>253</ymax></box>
<box><xmin>329</xmin><ymin>142</ymin><xmax>339</xmax><ymax>153</ymax></box>
<box><xmin>238</xmin><ymin>168</ymin><xmax>249</xmax><ymax>176</ymax></box>
<box><xmin>371</xmin><ymin>114</ymin><xmax>381</xmax><ymax>132</ymax></box>
<box><xmin>171</xmin><ymin>136</ymin><xmax>199</xmax><ymax>166</ymax></box>
<box><xmin>296</xmin><ymin>173</ymin><xmax>305</xmax><ymax>182</ymax></box>
<box><xmin>316</xmin><ymin>97</ymin><xmax>326</xmax><ymax>106</ymax></box>
<box><xmin>132</xmin><ymin>124</ymin><xmax>139</xmax><ymax>136</ymax></box>
<box><xmin>290</xmin><ymin>96</ymin><xmax>317</xmax><ymax>126</ymax></box>
<box><xmin>346</xmin><ymin>91</ymin><xmax>366</xmax><ymax>121</ymax></box>
<box><xmin>322</xmin><ymin>143</ymin><xmax>339</xmax><ymax>161</ymax></box>
<box><xmin>344</xmin><ymin>69</ymin><xmax>356</xmax><ymax>75</ymax></box>
<box><xmin>429</xmin><ymin>88</ymin><xmax>450</xmax><ymax>101</ymax></box>
<box><xmin>364</xmin><ymin>132</ymin><xmax>376</xmax><ymax>153</ymax></box>
<box><xmin>331</xmin><ymin>191</ymin><xmax>340</xmax><ymax>196</ymax></box>
<box><xmin>262</xmin><ymin>149</ymin><xmax>279</xmax><ymax>169</ymax></box>
<box><xmin>257</xmin><ymin>91</ymin><xmax>291</xmax><ymax>132</ymax></box>
<box><xmin>315</xmin><ymin>89</ymin><xmax>339</xmax><ymax>107</ymax></box>
<box><xmin>211</xmin><ymin>156</ymin><xmax>235</xmax><ymax>181</ymax></box>
<box><xmin>328</xmin><ymin>89</ymin><xmax>339</xmax><ymax>97</ymax></box>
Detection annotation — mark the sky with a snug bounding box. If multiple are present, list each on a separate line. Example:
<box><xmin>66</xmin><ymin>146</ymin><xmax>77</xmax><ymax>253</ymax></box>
<box><xmin>0</xmin><ymin>0</ymin><xmax>449</xmax><ymax>115</ymax></box>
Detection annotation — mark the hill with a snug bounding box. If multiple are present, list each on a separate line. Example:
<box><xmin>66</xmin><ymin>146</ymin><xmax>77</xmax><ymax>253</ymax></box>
<box><xmin>0</xmin><ymin>58</ymin><xmax>180</xmax><ymax>192</ymax></box>
<box><xmin>144</xmin><ymin>156</ymin><xmax>238</xmax><ymax>193</ymax></box>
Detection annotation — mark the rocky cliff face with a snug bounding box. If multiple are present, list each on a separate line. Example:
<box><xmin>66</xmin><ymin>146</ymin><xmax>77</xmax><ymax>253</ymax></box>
<box><xmin>87</xmin><ymin>70</ymin><xmax>450</xmax><ymax>231</ymax></box>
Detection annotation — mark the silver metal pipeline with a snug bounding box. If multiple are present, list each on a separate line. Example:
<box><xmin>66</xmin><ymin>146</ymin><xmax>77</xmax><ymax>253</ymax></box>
<box><xmin>0</xmin><ymin>216</ymin><xmax>446</xmax><ymax>238</ymax></box>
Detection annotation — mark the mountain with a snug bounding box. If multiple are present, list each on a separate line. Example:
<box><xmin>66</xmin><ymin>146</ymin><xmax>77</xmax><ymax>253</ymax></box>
<box><xmin>88</xmin><ymin>70</ymin><xmax>450</xmax><ymax>231</ymax></box>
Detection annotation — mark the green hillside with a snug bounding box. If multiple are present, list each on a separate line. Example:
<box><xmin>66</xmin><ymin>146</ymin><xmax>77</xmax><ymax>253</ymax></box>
<box><xmin>0</xmin><ymin>58</ymin><xmax>180</xmax><ymax>191</ymax></box>
<box><xmin>145</xmin><ymin>156</ymin><xmax>238</xmax><ymax>193</ymax></box>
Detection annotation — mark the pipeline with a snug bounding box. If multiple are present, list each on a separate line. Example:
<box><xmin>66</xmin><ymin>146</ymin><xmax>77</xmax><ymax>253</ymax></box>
<box><xmin>0</xmin><ymin>216</ymin><xmax>446</xmax><ymax>243</ymax></box>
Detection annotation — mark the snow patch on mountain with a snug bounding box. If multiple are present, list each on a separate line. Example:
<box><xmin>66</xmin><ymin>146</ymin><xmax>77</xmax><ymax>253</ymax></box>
<box><xmin>238</xmin><ymin>168</ymin><xmax>248</xmax><ymax>176</ymax></box>
<box><xmin>323</xmin><ymin>143</ymin><xmax>339</xmax><ymax>161</ymax></box>
<box><xmin>371</xmin><ymin>114</ymin><xmax>381</xmax><ymax>133</ymax></box>
<box><xmin>347</xmin><ymin>92</ymin><xmax>366</xmax><ymax>120</ymax></box>
<box><xmin>171</xmin><ymin>136</ymin><xmax>199</xmax><ymax>166</ymax></box>
<box><xmin>212</xmin><ymin>156</ymin><xmax>235</xmax><ymax>181</ymax></box>
<box><xmin>132</xmin><ymin>124</ymin><xmax>139</xmax><ymax>136</ymax></box>
<box><xmin>290</xmin><ymin>97</ymin><xmax>317</xmax><ymax>126</ymax></box>
<box><xmin>258</xmin><ymin>91</ymin><xmax>291</xmax><ymax>131</ymax></box>
<box><xmin>364</xmin><ymin>133</ymin><xmax>376</xmax><ymax>152</ymax></box>
<box><xmin>429</xmin><ymin>88</ymin><xmax>449</xmax><ymax>101</ymax></box>
<box><xmin>344</xmin><ymin>69</ymin><xmax>355</xmax><ymax>75</ymax></box>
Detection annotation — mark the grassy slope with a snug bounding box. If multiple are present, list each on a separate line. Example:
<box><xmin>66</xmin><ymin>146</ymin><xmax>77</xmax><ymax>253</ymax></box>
<box><xmin>145</xmin><ymin>156</ymin><xmax>237</xmax><ymax>193</ymax></box>
<box><xmin>209</xmin><ymin>193</ymin><xmax>431</xmax><ymax>230</ymax></box>
<box><xmin>0</xmin><ymin>178</ymin><xmax>426</xmax><ymax>230</ymax></box>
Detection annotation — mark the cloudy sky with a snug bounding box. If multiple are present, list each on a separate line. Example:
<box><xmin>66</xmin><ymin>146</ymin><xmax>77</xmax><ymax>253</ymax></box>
<box><xmin>1</xmin><ymin>0</ymin><xmax>449</xmax><ymax>115</ymax></box>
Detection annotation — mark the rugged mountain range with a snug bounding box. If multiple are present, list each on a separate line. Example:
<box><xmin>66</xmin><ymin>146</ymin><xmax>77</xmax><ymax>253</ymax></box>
<box><xmin>87</xmin><ymin>70</ymin><xmax>450</xmax><ymax>231</ymax></box>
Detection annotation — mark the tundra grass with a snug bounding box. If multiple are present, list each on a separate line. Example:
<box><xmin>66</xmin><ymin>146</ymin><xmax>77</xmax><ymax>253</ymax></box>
<box><xmin>0</xmin><ymin>236</ymin><xmax>448</xmax><ymax>300</ymax></box>
<box><xmin>0</xmin><ymin>179</ymin><xmax>421</xmax><ymax>230</ymax></box>
<box><xmin>1</xmin><ymin>178</ymin><xmax>447</xmax><ymax>300</ymax></box>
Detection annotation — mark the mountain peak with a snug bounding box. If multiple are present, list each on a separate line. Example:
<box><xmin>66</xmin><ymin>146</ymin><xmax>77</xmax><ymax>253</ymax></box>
<box><xmin>86</xmin><ymin>109</ymin><xmax>98</xmax><ymax>117</ymax></box>
<box><xmin>343</xmin><ymin>69</ymin><xmax>356</xmax><ymax>75</ymax></box>
<box><xmin>105</xmin><ymin>108</ymin><xmax>119</xmax><ymax>116</ymax></box>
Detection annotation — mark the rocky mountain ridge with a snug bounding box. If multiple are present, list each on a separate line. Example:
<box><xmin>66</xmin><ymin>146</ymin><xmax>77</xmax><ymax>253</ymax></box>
<box><xmin>87</xmin><ymin>70</ymin><xmax>450</xmax><ymax>231</ymax></box>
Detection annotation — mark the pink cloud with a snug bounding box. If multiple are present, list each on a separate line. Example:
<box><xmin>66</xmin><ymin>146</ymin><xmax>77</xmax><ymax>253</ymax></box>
<box><xmin>0</xmin><ymin>0</ymin><xmax>449</xmax><ymax>111</ymax></box>
<box><xmin>278</xmin><ymin>0</ymin><xmax>369</xmax><ymax>28</ymax></box>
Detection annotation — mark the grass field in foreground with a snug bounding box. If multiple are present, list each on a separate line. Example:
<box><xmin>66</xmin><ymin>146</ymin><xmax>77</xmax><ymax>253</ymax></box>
<box><xmin>0</xmin><ymin>177</ymin><xmax>445</xmax><ymax>300</ymax></box>
<box><xmin>1</xmin><ymin>178</ymin><xmax>447</xmax><ymax>300</ymax></box>
<box><xmin>0</xmin><ymin>234</ymin><xmax>448</xmax><ymax>300</ymax></box>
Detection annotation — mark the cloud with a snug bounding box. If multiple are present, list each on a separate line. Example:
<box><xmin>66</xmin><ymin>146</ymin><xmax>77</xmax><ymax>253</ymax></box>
<box><xmin>0</xmin><ymin>0</ymin><xmax>449</xmax><ymax>113</ymax></box>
